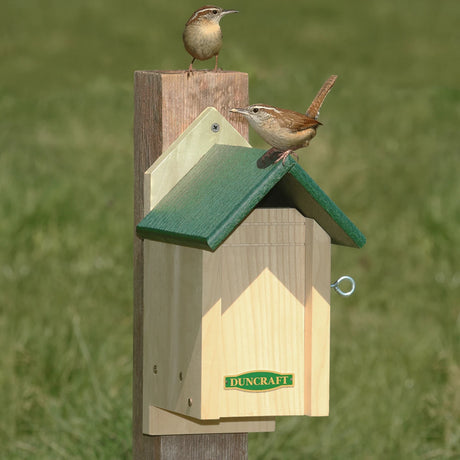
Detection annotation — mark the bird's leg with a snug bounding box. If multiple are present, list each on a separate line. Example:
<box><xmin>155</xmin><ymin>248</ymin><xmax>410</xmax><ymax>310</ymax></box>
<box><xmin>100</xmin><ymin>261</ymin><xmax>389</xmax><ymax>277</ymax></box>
<box><xmin>274</xmin><ymin>149</ymin><xmax>295</xmax><ymax>165</ymax></box>
<box><xmin>186</xmin><ymin>58</ymin><xmax>195</xmax><ymax>77</ymax></box>
<box><xmin>213</xmin><ymin>54</ymin><xmax>219</xmax><ymax>72</ymax></box>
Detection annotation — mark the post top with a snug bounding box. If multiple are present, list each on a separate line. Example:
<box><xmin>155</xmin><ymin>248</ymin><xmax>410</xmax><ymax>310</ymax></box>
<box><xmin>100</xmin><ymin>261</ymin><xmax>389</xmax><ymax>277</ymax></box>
<box><xmin>134</xmin><ymin>70</ymin><xmax>248</xmax><ymax>76</ymax></box>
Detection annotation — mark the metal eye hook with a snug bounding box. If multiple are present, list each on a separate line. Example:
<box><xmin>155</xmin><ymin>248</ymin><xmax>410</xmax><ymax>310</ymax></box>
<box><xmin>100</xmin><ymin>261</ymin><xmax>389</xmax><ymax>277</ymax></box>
<box><xmin>331</xmin><ymin>275</ymin><xmax>356</xmax><ymax>297</ymax></box>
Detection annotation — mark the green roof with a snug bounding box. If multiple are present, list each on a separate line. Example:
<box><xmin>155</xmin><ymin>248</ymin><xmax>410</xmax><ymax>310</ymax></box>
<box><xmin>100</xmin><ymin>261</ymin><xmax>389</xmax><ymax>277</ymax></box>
<box><xmin>137</xmin><ymin>144</ymin><xmax>366</xmax><ymax>251</ymax></box>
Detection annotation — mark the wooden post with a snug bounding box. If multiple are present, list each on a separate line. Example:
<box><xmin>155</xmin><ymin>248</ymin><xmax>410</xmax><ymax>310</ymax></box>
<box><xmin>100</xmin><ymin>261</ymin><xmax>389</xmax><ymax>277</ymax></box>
<box><xmin>133</xmin><ymin>70</ymin><xmax>249</xmax><ymax>459</ymax></box>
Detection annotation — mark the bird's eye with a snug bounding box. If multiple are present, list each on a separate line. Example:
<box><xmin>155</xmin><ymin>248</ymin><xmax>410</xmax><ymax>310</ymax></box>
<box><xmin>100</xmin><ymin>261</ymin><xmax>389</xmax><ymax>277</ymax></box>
<box><xmin>212</xmin><ymin>9</ymin><xmax>218</xmax><ymax>14</ymax></box>
<box><xmin>252</xmin><ymin>107</ymin><xmax>259</xmax><ymax>113</ymax></box>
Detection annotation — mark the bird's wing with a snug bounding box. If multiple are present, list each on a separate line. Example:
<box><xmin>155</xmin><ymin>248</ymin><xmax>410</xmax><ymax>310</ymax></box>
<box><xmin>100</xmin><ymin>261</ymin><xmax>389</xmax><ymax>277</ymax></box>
<box><xmin>278</xmin><ymin>109</ymin><xmax>321</xmax><ymax>132</ymax></box>
<box><xmin>306</xmin><ymin>75</ymin><xmax>338</xmax><ymax>120</ymax></box>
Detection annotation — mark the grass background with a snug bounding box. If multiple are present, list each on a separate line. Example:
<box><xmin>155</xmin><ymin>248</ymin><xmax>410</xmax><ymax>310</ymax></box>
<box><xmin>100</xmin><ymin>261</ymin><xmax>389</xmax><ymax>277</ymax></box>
<box><xmin>1</xmin><ymin>0</ymin><xmax>459</xmax><ymax>458</ymax></box>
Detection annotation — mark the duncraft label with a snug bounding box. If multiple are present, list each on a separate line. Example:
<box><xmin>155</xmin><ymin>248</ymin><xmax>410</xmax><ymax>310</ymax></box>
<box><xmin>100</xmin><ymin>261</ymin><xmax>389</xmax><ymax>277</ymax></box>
<box><xmin>224</xmin><ymin>371</ymin><xmax>294</xmax><ymax>392</ymax></box>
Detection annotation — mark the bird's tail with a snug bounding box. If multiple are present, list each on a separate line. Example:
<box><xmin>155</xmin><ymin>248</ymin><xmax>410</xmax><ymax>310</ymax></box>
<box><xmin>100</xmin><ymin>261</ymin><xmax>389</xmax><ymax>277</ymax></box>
<box><xmin>306</xmin><ymin>75</ymin><xmax>338</xmax><ymax>120</ymax></box>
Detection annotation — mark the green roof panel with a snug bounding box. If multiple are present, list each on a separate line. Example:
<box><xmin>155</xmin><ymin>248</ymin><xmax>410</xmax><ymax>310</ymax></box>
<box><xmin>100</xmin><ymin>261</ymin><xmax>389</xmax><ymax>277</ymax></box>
<box><xmin>137</xmin><ymin>144</ymin><xmax>366</xmax><ymax>251</ymax></box>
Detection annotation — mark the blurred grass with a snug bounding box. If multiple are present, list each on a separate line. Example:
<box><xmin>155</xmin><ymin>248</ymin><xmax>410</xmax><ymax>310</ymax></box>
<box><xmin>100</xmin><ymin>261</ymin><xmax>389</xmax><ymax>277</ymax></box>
<box><xmin>1</xmin><ymin>0</ymin><xmax>459</xmax><ymax>458</ymax></box>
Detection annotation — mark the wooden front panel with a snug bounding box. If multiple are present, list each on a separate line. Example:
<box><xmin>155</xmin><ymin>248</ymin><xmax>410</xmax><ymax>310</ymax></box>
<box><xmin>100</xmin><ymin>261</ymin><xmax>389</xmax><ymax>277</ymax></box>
<box><xmin>218</xmin><ymin>209</ymin><xmax>307</xmax><ymax>417</ymax></box>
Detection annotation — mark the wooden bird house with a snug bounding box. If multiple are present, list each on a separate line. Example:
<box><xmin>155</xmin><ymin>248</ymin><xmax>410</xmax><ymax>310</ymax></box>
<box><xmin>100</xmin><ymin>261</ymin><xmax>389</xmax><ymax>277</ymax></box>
<box><xmin>136</xmin><ymin>107</ymin><xmax>365</xmax><ymax>436</ymax></box>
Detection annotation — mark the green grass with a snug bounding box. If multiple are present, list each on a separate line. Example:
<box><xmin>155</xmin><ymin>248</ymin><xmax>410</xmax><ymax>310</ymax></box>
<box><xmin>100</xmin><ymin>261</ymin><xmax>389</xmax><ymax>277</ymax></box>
<box><xmin>1</xmin><ymin>0</ymin><xmax>459</xmax><ymax>458</ymax></box>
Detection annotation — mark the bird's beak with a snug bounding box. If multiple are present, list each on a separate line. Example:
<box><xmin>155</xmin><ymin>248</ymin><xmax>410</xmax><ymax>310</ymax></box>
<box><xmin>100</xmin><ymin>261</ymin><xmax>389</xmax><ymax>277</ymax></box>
<box><xmin>221</xmin><ymin>9</ymin><xmax>239</xmax><ymax>16</ymax></box>
<box><xmin>230</xmin><ymin>108</ymin><xmax>246</xmax><ymax>115</ymax></box>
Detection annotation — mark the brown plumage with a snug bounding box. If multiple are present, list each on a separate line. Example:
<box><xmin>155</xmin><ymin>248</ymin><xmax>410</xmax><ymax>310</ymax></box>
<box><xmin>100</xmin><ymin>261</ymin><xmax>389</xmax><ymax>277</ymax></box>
<box><xmin>275</xmin><ymin>108</ymin><xmax>322</xmax><ymax>133</ymax></box>
<box><xmin>230</xmin><ymin>75</ymin><xmax>337</xmax><ymax>164</ymax></box>
<box><xmin>306</xmin><ymin>75</ymin><xmax>337</xmax><ymax>119</ymax></box>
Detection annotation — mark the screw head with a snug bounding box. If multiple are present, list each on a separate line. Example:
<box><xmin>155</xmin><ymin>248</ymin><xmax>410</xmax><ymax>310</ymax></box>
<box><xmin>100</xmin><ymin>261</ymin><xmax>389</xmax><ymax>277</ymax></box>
<box><xmin>211</xmin><ymin>122</ymin><xmax>220</xmax><ymax>133</ymax></box>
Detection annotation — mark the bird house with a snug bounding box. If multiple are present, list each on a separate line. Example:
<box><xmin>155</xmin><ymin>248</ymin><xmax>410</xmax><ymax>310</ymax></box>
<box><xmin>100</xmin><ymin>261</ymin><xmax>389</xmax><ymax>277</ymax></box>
<box><xmin>136</xmin><ymin>107</ymin><xmax>365</xmax><ymax>435</ymax></box>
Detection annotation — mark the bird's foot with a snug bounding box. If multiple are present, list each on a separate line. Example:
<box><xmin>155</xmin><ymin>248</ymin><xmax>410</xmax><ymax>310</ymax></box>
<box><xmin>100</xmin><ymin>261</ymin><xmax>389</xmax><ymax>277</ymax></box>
<box><xmin>186</xmin><ymin>64</ymin><xmax>194</xmax><ymax>78</ymax></box>
<box><xmin>275</xmin><ymin>150</ymin><xmax>295</xmax><ymax>165</ymax></box>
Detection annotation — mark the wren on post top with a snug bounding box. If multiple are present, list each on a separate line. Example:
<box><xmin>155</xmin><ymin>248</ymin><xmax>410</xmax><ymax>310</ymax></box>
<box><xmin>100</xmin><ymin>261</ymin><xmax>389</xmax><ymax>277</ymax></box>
<box><xmin>183</xmin><ymin>6</ymin><xmax>238</xmax><ymax>75</ymax></box>
<box><xmin>230</xmin><ymin>75</ymin><xmax>338</xmax><ymax>164</ymax></box>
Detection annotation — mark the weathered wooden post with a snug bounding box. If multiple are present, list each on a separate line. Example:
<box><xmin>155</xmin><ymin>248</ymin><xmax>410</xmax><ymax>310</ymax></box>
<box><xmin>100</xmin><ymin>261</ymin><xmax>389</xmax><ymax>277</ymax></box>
<box><xmin>133</xmin><ymin>70</ymin><xmax>251</xmax><ymax>459</ymax></box>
